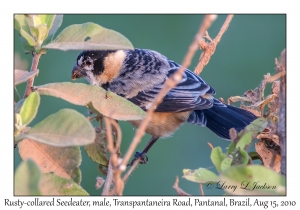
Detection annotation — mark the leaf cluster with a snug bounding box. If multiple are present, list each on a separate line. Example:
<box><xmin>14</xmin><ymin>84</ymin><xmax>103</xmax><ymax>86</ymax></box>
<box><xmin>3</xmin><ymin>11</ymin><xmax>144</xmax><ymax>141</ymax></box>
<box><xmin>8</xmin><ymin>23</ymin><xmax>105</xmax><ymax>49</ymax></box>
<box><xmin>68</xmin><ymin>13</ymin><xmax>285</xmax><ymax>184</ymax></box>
<box><xmin>181</xmin><ymin>62</ymin><xmax>286</xmax><ymax>195</ymax></box>
<box><xmin>14</xmin><ymin>14</ymin><xmax>139</xmax><ymax>195</ymax></box>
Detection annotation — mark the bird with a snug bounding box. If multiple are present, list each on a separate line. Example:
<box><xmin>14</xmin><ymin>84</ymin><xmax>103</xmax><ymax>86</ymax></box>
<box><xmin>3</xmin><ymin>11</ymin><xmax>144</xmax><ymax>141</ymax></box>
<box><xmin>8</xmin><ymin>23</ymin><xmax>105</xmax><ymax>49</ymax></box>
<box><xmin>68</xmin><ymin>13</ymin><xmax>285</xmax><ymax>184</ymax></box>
<box><xmin>71</xmin><ymin>48</ymin><xmax>257</xmax><ymax>165</ymax></box>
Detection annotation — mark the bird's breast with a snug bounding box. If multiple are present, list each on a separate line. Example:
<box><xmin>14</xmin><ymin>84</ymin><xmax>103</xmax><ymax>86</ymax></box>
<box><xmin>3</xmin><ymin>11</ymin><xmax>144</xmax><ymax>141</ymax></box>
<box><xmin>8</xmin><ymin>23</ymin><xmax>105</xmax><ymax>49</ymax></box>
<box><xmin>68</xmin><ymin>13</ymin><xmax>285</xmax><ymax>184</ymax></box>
<box><xmin>129</xmin><ymin>111</ymin><xmax>191</xmax><ymax>137</ymax></box>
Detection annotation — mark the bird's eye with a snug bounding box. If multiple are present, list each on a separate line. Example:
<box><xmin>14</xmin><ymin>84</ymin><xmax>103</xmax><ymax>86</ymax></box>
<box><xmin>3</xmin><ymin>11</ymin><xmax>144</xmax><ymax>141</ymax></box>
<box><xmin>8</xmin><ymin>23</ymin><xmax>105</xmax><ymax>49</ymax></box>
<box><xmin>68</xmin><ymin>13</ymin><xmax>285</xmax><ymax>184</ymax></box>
<box><xmin>86</xmin><ymin>60</ymin><xmax>92</xmax><ymax>65</ymax></box>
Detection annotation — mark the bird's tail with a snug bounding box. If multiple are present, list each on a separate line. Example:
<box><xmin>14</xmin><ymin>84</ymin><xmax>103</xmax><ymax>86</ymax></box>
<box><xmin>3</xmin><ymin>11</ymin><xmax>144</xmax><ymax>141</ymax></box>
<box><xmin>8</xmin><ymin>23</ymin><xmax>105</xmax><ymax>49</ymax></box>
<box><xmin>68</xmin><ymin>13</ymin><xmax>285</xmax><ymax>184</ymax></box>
<box><xmin>187</xmin><ymin>99</ymin><xmax>257</xmax><ymax>139</ymax></box>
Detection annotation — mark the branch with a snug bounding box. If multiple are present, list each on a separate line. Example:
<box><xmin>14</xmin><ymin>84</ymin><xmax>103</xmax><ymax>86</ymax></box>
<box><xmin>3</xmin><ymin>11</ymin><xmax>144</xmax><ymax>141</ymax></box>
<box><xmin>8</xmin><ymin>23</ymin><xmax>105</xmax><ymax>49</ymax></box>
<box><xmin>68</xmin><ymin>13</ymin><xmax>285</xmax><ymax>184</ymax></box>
<box><xmin>200</xmin><ymin>184</ymin><xmax>204</xmax><ymax>196</ymax></box>
<box><xmin>122</xmin><ymin>158</ymin><xmax>140</xmax><ymax>182</ymax></box>
<box><xmin>173</xmin><ymin>176</ymin><xmax>191</xmax><ymax>196</ymax></box>
<box><xmin>101</xmin><ymin>158</ymin><xmax>114</xmax><ymax>195</ymax></box>
<box><xmin>277</xmin><ymin>49</ymin><xmax>286</xmax><ymax>176</ymax></box>
<box><xmin>194</xmin><ymin>14</ymin><xmax>234</xmax><ymax>75</ymax></box>
<box><xmin>103</xmin><ymin>117</ymin><xmax>124</xmax><ymax>195</ymax></box>
<box><xmin>23</xmin><ymin>53</ymin><xmax>42</xmax><ymax>98</ymax></box>
<box><xmin>108</xmin><ymin>159</ymin><xmax>139</xmax><ymax>195</ymax></box>
<box><xmin>120</xmin><ymin>14</ymin><xmax>218</xmax><ymax>169</ymax></box>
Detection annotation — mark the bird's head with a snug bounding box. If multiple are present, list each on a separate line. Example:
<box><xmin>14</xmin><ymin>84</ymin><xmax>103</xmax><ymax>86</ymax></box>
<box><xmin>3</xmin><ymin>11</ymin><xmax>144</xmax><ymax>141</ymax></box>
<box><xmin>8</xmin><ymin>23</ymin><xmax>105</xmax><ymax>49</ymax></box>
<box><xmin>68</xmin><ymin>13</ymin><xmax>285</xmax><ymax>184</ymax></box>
<box><xmin>72</xmin><ymin>50</ymin><xmax>126</xmax><ymax>86</ymax></box>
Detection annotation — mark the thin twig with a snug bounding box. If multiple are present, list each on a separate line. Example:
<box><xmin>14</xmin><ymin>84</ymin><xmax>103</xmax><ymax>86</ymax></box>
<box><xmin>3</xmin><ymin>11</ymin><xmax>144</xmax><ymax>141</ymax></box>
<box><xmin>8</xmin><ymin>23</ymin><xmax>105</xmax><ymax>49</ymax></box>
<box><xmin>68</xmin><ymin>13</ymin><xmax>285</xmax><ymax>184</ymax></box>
<box><xmin>104</xmin><ymin>118</ymin><xmax>118</xmax><ymax>165</ymax></box>
<box><xmin>266</xmin><ymin>71</ymin><xmax>286</xmax><ymax>83</ymax></box>
<box><xmin>101</xmin><ymin>158</ymin><xmax>114</xmax><ymax>195</ymax></box>
<box><xmin>108</xmin><ymin>159</ymin><xmax>140</xmax><ymax>195</ymax></box>
<box><xmin>194</xmin><ymin>14</ymin><xmax>234</xmax><ymax>75</ymax></box>
<box><xmin>122</xmin><ymin>159</ymin><xmax>139</xmax><ymax>182</ymax></box>
<box><xmin>23</xmin><ymin>53</ymin><xmax>41</xmax><ymax>98</ymax></box>
<box><xmin>214</xmin><ymin>14</ymin><xmax>234</xmax><ymax>43</ymax></box>
<box><xmin>103</xmin><ymin>117</ymin><xmax>123</xmax><ymax>195</ymax></box>
<box><xmin>109</xmin><ymin>119</ymin><xmax>122</xmax><ymax>148</ymax></box>
<box><xmin>200</xmin><ymin>184</ymin><xmax>204</xmax><ymax>196</ymax></box>
<box><xmin>173</xmin><ymin>176</ymin><xmax>191</xmax><ymax>196</ymax></box>
<box><xmin>120</xmin><ymin>14</ymin><xmax>218</xmax><ymax>169</ymax></box>
<box><xmin>207</xmin><ymin>142</ymin><xmax>214</xmax><ymax>150</ymax></box>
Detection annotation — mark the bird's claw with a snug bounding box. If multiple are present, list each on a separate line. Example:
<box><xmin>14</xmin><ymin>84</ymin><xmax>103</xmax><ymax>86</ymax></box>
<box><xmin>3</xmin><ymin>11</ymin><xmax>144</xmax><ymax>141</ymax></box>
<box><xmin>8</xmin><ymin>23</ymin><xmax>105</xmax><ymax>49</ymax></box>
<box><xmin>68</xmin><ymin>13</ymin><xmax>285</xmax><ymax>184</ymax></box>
<box><xmin>127</xmin><ymin>151</ymin><xmax>148</xmax><ymax>166</ymax></box>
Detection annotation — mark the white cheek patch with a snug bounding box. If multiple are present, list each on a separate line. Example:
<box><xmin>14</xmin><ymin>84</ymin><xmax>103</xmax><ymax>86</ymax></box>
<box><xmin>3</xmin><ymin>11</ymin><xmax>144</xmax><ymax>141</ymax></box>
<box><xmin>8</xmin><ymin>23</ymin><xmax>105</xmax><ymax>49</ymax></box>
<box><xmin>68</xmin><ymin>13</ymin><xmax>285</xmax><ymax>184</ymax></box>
<box><xmin>85</xmin><ymin>65</ymin><xmax>94</xmax><ymax>71</ymax></box>
<box><xmin>85</xmin><ymin>71</ymin><xmax>99</xmax><ymax>86</ymax></box>
<box><xmin>77</xmin><ymin>56</ymin><xmax>83</xmax><ymax>66</ymax></box>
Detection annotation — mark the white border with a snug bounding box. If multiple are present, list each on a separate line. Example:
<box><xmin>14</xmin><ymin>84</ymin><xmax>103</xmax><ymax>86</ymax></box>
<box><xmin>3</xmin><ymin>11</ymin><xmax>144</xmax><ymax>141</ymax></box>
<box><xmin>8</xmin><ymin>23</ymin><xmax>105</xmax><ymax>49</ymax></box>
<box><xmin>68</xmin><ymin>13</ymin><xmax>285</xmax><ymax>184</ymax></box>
<box><xmin>2</xmin><ymin>0</ymin><xmax>298</xmax><ymax>209</ymax></box>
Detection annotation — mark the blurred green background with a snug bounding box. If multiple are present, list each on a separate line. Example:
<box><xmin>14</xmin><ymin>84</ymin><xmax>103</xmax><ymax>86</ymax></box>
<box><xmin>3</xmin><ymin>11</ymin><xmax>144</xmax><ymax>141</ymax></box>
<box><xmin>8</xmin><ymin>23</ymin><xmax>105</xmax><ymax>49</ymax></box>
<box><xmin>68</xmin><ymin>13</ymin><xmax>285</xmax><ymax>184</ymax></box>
<box><xmin>14</xmin><ymin>14</ymin><xmax>286</xmax><ymax>195</ymax></box>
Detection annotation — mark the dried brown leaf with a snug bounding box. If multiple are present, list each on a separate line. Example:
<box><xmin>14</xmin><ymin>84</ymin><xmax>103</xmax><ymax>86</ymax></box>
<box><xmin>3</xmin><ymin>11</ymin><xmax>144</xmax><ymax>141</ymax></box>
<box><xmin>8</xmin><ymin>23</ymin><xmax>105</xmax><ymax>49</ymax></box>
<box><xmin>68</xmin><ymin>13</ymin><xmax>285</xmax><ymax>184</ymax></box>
<box><xmin>251</xmin><ymin>94</ymin><xmax>277</xmax><ymax>108</ymax></box>
<box><xmin>243</xmin><ymin>89</ymin><xmax>259</xmax><ymax>103</ymax></box>
<box><xmin>266</xmin><ymin>71</ymin><xmax>286</xmax><ymax>83</ymax></box>
<box><xmin>227</xmin><ymin>96</ymin><xmax>252</xmax><ymax>105</ymax></box>
<box><xmin>255</xmin><ymin>141</ymin><xmax>281</xmax><ymax>173</ymax></box>
<box><xmin>272</xmin><ymin>81</ymin><xmax>280</xmax><ymax>95</ymax></box>
<box><xmin>257</xmin><ymin>133</ymin><xmax>280</xmax><ymax>146</ymax></box>
<box><xmin>95</xmin><ymin>176</ymin><xmax>105</xmax><ymax>190</ymax></box>
<box><xmin>18</xmin><ymin>139</ymin><xmax>82</xmax><ymax>184</ymax></box>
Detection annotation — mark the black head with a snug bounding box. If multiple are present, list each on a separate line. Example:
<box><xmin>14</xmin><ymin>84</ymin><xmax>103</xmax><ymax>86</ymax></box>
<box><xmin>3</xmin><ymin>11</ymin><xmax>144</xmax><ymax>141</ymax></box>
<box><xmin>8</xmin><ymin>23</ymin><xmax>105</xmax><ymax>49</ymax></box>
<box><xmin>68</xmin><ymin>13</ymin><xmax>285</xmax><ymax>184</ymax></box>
<box><xmin>72</xmin><ymin>50</ymin><xmax>117</xmax><ymax>80</ymax></box>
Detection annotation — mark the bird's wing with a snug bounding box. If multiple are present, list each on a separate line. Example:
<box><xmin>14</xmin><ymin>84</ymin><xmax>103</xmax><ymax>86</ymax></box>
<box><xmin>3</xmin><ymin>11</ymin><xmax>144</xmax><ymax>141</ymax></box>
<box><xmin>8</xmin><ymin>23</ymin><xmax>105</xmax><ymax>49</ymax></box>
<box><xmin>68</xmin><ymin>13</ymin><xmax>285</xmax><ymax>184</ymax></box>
<box><xmin>128</xmin><ymin>60</ymin><xmax>216</xmax><ymax>112</ymax></box>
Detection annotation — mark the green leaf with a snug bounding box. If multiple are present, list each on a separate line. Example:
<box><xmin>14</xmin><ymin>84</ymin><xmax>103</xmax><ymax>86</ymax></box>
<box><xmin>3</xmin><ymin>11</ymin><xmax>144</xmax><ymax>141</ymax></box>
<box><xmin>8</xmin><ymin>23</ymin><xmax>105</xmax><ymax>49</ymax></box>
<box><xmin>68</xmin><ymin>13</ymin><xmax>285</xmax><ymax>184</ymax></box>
<box><xmin>236</xmin><ymin>131</ymin><xmax>252</xmax><ymax>150</ymax></box>
<box><xmin>239</xmin><ymin>149</ymin><xmax>249</xmax><ymax>165</ymax></box>
<box><xmin>20</xmin><ymin>28</ymin><xmax>36</xmax><ymax>46</ymax></box>
<box><xmin>210</xmin><ymin>147</ymin><xmax>227</xmax><ymax>172</ymax></box>
<box><xmin>15</xmin><ymin>15</ymin><xmax>63</xmax><ymax>53</ymax></box>
<box><xmin>183</xmin><ymin>168</ymin><xmax>219</xmax><ymax>183</ymax></box>
<box><xmin>14</xmin><ymin>15</ymin><xmax>23</xmax><ymax>31</ymax></box>
<box><xmin>15</xmin><ymin>113</ymin><xmax>26</xmax><ymax>137</ymax></box>
<box><xmin>18</xmin><ymin>109</ymin><xmax>95</xmax><ymax>147</ymax></box>
<box><xmin>15</xmin><ymin>113</ymin><xmax>22</xmax><ymax>126</ymax></box>
<box><xmin>38</xmin><ymin>15</ymin><xmax>55</xmax><ymax>28</ymax></box>
<box><xmin>43</xmin><ymin>15</ymin><xmax>63</xmax><ymax>46</ymax></box>
<box><xmin>18</xmin><ymin>139</ymin><xmax>82</xmax><ymax>184</ymax></box>
<box><xmin>19</xmin><ymin>92</ymin><xmax>40</xmax><ymax>125</ymax></box>
<box><xmin>30</xmin><ymin>24</ymin><xmax>48</xmax><ymax>46</ymax></box>
<box><xmin>14</xmin><ymin>69</ymin><xmax>39</xmax><ymax>86</ymax></box>
<box><xmin>15</xmin><ymin>99</ymin><xmax>25</xmax><ymax>114</ymax></box>
<box><xmin>42</xmin><ymin>22</ymin><xmax>133</xmax><ymax>51</ymax></box>
<box><xmin>35</xmin><ymin>82</ymin><xmax>146</xmax><ymax>121</ymax></box>
<box><xmin>219</xmin><ymin>165</ymin><xmax>286</xmax><ymax>195</ymax></box>
<box><xmin>15</xmin><ymin>15</ymin><xmax>36</xmax><ymax>52</ymax></box>
<box><xmin>243</xmin><ymin>118</ymin><xmax>268</xmax><ymax>134</ymax></box>
<box><xmin>14</xmin><ymin>15</ymin><xmax>31</xmax><ymax>33</ymax></box>
<box><xmin>15</xmin><ymin>160</ymin><xmax>41</xmax><ymax>195</ymax></box>
<box><xmin>31</xmin><ymin>15</ymin><xmax>42</xmax><ymax>26</ymax></box>
<box><xmin>248</xmin><ymin>151</ymin><xmax>261</xmax><ymax>161</ymax></box>
<box><xmin>25</xmin><ymin>15</ymin><xmax>49</xmax><ymax>51</ymax></box>
<box><xmin>19</xmin><ymin>36</ymin><xmax>36</xmax><ymax>53</ymax></box>
<box><xmin>220</xmin><ymin>158</ymin><xmax>232</xmax><ymax>172</ymax></box>
<box><xmin>39</xmin><ymin>173</ymin><xmax>88</xmax><ymax>195</ymax></box>
<box><xmin>84</xmin><ymin>129</ymin><xmax>108</xmax><ymax>167</ymax></box>
<box><xmin>227</xmin><ymin>141</ymin><xmax>236</xmax><ymax>154</ymax></box>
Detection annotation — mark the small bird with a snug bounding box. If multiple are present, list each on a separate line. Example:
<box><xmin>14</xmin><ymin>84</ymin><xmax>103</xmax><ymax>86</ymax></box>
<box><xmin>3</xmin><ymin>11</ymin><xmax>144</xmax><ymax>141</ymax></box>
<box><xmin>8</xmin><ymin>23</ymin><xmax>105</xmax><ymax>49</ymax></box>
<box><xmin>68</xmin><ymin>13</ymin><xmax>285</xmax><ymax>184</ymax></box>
<box><xmin>72</xmin><ymin>49</ymin><xmax>257</xmax><ymax>165</ymax></box>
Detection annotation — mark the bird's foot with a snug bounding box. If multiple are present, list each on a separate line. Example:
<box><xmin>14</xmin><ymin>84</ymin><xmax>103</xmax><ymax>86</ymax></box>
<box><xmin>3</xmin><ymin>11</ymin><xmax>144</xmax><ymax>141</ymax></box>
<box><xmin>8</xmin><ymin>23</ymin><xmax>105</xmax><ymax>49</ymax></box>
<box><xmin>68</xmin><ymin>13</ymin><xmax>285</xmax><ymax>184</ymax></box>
<box><xmin>127</xmin><ymin>151</ymin><xmax>148</xmax><ymax>166</ymax></box>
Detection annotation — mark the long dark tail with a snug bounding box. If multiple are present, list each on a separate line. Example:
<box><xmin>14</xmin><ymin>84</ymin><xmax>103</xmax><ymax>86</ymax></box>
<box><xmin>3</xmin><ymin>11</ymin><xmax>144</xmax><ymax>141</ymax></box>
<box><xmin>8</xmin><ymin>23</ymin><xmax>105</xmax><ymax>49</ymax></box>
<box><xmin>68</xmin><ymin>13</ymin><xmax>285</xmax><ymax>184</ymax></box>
<box><xmin>187</xmin><ymin>99</ymin><xmax>257</xmax><ymax>139</ymax></box>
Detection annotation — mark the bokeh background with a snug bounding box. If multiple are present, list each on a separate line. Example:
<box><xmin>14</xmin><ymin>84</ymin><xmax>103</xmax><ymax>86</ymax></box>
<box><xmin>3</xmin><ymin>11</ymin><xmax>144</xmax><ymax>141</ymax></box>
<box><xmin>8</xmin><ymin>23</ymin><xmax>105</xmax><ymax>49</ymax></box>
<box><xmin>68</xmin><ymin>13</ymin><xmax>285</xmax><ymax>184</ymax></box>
<box><xmin>14</xmin><ymin>14</ymin><xmax>286</xmax><ymax>195</ymax></box>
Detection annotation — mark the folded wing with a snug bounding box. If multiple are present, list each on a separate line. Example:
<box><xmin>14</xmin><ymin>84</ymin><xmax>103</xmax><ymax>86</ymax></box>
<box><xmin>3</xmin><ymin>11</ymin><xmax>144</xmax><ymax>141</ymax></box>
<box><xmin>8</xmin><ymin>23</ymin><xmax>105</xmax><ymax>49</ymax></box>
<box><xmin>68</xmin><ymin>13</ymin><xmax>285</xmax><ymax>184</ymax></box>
<box><xmin>128</xmin><ymin>60</ymin><xmax>216</xmax><ymax>112</ymax></box>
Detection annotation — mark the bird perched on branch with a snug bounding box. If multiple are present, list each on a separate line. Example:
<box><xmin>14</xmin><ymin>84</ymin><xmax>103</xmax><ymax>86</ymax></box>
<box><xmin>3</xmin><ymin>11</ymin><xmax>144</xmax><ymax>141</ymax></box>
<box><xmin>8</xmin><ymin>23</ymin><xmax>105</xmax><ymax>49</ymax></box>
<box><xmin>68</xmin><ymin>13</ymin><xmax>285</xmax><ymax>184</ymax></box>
<box><xmin>72</xmin><ymin>49</ymin><xmax>257</xmax><ymax>165</ymax></box>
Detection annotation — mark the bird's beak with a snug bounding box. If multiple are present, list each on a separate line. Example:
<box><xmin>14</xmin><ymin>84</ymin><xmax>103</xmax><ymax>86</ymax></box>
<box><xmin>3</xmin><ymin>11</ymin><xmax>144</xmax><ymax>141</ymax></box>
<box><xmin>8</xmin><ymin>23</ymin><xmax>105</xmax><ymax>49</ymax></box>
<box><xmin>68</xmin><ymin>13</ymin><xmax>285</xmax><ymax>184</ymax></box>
<box><xmin>72</xmin><ymin>64</ymin><xmax>87</xmax><ymax>81</ymax></box>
